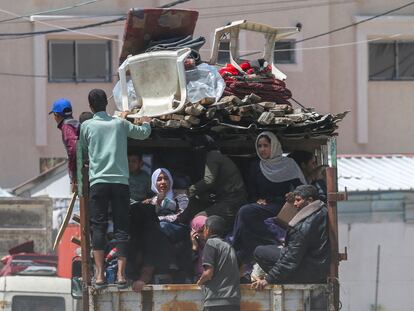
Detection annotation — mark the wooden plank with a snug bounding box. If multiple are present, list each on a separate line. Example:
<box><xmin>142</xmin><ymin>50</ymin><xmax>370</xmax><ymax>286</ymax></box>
<box><xmin>258</xmin><ymin>112</ymin><xmax>274</xmax><ymax>125</ymax></box>
<box><xmin>180</xmin><ymin>120</ymin><xmax>192</xmax><ymax>128</ymax></box>
<box><xmin>229</xmin><ymin>115</ymin><xmax>241</xmax><ymax>122</ymax></box>
<box><xmin>53</xmin><ymin>192</ymin><xmax>77</xmax><ymax>251</ymax></box>
<box><xmin>165</xmin><ymin>120</ymin><xmax>181</xmax><ymax>128</ymax></box>
<box><xmin>326</xmin><ymin>165</ymin><xmax>340</xmax><ymax>311</ymax></box>
<box><xmin>184</xmin><ymin>115</ymin><xmax>201</xmax><ymax>125</ymax></box>
<box><xmin>171</xmin><ymin>114</ymin><xmax>184</xmax><ymax>121</ymax></box>
<box><xmin>198</xmin><ymin>97</ymin><xmax>215</xmax><ymax>105</ymax></box>
<box><xmin>184</xmin><ymin>104</ymin><xmax>204</xmax><ymax>116</ymax></box>
<box><xmin>218</xmin><ymin>95</ymin><xmax>243</xmax><ymax>106</ymax></box>
<box><xmin>242</xmin><ymin>93</ymin><xmax>262</xmax><ymax>105</ymax></box>
<box><xmin>80</xmin><ymin>165</ymin><xmax>91</xmax><ymax>311</ymax></box>
<box><xmin>258</xmin><ymin>101</ymin><xmax>276</xmax><ymax>109</ymax></box>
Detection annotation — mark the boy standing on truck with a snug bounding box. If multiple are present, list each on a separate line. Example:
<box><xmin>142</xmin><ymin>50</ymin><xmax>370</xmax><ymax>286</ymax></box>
<box><xmin>78</xmin><ymin>89</ymin><xmax>151</xmax><ymax>288</ymax></box>
<box><xmin>49</xmin><ymin>98</ymin><xmax>79</xmax><ymax>193</ymax></box>
<box><xmin>197</xmin><ymin>215</ymin><xmax>240</xmax><ymax>311</ymax></box>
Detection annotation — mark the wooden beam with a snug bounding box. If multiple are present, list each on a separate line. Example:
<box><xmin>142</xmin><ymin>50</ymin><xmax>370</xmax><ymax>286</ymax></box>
<box><xmin>326</xmin><ymin>166</ymin><xmax>340</xmax><ymax>311</ymax></box>
<box><xmin>80</xmin><ymin>165</ymin><xmax>91</xmax><ymax>311</ymax></box>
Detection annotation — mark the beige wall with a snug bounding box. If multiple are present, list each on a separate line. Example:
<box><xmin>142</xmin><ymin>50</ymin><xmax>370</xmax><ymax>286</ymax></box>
<box><xmin>0</xmin><ymin>0</ymin><xmax>152</xmax><ymax>188</ymax></box>
<box><xmin>0</xmin><ymin>0</ymin><xmax>413</xmax><ymax>187</ymax></box>
<box><xmin>0</xmin><ymin>198</ymin><xmax>53</xmax><ymax>257</ymax></box>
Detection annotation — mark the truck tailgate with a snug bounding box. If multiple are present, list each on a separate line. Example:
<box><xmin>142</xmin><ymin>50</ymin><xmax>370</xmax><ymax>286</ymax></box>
<box><xmin>90</xmin><ymin>284</ymin><xmax>329</xmax><ymax>311</ymax></box>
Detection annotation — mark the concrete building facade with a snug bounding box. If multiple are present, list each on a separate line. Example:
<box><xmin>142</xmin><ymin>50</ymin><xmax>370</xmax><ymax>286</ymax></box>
<box><xmin>0</xmin><ymin>0</ymin><xmax>413</xmax><ymax>187</ymax></box>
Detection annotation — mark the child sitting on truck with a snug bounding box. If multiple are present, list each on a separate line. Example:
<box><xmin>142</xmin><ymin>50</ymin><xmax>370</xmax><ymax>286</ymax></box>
<box><xmin>128</xmin><ymin>152</ymin><xmax>151</xmax><ymax>203</ymax></box>
<box><xmin>197</xmin><ymin>215</ymin><xmax>241</xmax><ymax>311</ymax></box>
<box><xmin>191</xmin><ymin>215</ymin><xmax>207</xmax><ymax>280</ymax></box>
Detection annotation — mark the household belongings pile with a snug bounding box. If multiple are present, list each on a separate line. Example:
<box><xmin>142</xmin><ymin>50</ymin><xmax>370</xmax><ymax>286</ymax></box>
<box><xmin>112</xmin><ymin>9</ymin><xmax>346</xmax><ymax>137</ymax></box>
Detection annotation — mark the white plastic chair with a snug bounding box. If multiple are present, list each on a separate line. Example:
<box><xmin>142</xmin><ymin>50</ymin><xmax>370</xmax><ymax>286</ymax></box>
<box><xmin>209</xmin><ymin>21</ymin><xmax>299</xmax><ymax>81</ymax></box>
<box><xmin>118</xmin><ymin>48</ymin><xmax>191</xmax><ymax>117</ymax></box>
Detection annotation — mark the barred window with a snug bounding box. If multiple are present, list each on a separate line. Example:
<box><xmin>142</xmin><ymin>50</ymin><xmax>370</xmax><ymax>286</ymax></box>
<box><xmin>274</xmin><ymin>40</ymin><xmax>296</xmax><ymax>64</ymax></box>
<box><xmin>369</xmin><ymin>41</ymin><xmax>414</xmax><ymax>80</ymax></box>
<box><xmin>48</xmin><ymin>40</ymin><xmax>112</xmax><ymax>82</ymax></box>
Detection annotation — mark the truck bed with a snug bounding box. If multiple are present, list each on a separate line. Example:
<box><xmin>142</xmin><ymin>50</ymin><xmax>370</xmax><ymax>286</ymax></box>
<box><xmin>90</xmin><ymin>284</ymin><xmax>330</xmax><ymax>311</ymax></box>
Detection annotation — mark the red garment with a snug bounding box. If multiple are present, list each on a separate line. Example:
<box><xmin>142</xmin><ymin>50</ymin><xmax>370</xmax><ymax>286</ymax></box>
<box><xmin>58</xmin><ymin>118</ymin><xmax>79</xmax><ymax>183</ymax></box>
<box><xmin>218</xmin><ymin>61</ymin><xmax>272</xmax><ymax>77</ymax></box>
<box><xmin>218</xmin><ymin>62</ymin><xmax>252</xmax><ymax>77</ymax></box>
<box><xmin>218</xmin><ymin>61</ymin><xmax>293</xmax><ymax>103</ymax></box>
<box><xmin>219</xmin><ymin>65</ymin><xmax>239</xmax><ymax>76</ymax></box>
<box><xmin>239</xmin><ymin>62</ymin><xmax>251</xmax><ymax>71</ymax></box>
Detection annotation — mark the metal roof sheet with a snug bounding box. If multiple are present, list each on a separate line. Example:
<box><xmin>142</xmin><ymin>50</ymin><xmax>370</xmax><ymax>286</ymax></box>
<box><xmin>338</xmin><ymin>155</ymin><xmax>414</xmax><ymax>192</ymax></box>
<box><xmin>0</xmin><ymin>187</ymin><xmax>13</xmax><ymax>197</ymax></box>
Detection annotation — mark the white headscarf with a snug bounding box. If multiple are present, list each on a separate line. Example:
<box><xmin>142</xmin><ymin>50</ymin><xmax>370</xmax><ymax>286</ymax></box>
<box><xmin>151</xmin><ymin>168</ymin><xmax>174</xmax><ymax>200</ymax></box>
<box><xmin>256</xmin><ymin>131</ymin><xmax>307</xmax><ymax>184</ymax></box>
<box><xmin>151</xmin><ymin>168</ymin><xmax>177</xmax><ymax>214</ymax></box>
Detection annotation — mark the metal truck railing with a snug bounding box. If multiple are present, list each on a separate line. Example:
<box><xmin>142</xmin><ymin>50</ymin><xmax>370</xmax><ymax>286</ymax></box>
<box><xmin>89</xmin><ymin>284</ymin><xmax>331</xmax><ymax>311</ymax></box>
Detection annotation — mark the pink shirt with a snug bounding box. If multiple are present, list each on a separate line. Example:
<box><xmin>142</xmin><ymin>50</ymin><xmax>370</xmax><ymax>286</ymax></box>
<box><xmin>58</xmin><ymin>118</ymin><xmax>79</xmax><ymax>183</ymax></box>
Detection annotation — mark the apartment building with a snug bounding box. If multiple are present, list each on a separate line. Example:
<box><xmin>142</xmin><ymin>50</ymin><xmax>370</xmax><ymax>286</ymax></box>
<box><xmin>0</xmin><ymin>0</ymin><xmax>413</xmax><ymax>188</ymax></box>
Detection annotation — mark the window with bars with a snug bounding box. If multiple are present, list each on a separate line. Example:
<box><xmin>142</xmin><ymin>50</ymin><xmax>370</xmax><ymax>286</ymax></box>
<box><xmin>369</xmin><ymin>41</ymin><xmax>414</xmax><ymax>80</ymax></box>
<box><xmin>217</xmin><ymin>39</ymin><xmax>297</xmax><ymax>65</ymax></box>
<box><xmin>274</xmin><ymin>40</ymin><xmax>296</xmax><ymax>64</ymax></box>
<box><xmin>48</xmin><ymin>40</ymin><xmax>112</xmax><ymax>82</ymax></box>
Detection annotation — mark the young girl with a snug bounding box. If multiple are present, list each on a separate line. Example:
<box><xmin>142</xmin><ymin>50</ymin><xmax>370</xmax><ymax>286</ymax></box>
<box><xmin>147</xmin><ymin>168</ymin><xmax>189</xmax><ymax>243</ymax></box>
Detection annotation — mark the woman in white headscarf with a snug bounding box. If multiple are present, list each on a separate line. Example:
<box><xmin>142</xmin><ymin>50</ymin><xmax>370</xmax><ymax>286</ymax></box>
<box><xmin>129</xmin><ymin>168</ymin><xmax>190</xmax><ymax>290</ymax></box>
<box><xmin>232</xmin><ymin>131</ymin><xmax>305</xmax><ymax>267</ymax></box>
<box><xmin>250</xmin><ymin>131</ymin><xmax>306</xmax><ymax>205</ymax></box>
<box><xmin>146</xmin><ymin>168</ymin><xmax>189</xmax><ymax>243</ymax></box>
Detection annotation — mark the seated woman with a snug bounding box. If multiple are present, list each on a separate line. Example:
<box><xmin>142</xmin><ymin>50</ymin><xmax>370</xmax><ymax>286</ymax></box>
<box><xmin>232</xmin><ymin>131</ymin><xmax>306</xmax><ymax>266</ymax></box>
<box><xmin>128</xmin><ymin>168</ymin><xmax>189</xmax><ymax>288</ymax></box>
<box><xmin>128</xmin><ymin>199</ymin><xmax>177</xmax><ymax>291</ymax></box>
<box><xmin>145</xmin><ymin>168</ymin><xmax>189</xmax><ymax>243</ymax></box>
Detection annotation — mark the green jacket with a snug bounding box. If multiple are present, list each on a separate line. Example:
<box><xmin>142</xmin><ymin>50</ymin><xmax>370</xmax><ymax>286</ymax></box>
<box><xmin>78</xmin><ymin>111</ymin><xmax>151</xmax><ymax>188</ymax></box>
<box><xmin>189</xmin><ymin>150</ymin><xmax>246</xmax><ymax>201</ymax></box>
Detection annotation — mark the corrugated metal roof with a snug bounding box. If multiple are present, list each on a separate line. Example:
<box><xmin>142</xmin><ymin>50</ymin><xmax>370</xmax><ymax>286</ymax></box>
<box><xmin>0</xmin><ymin>187</ymin><xmax>13</xmax><ymax>197</ymax></box>
<box><xmin>338</xmin><ymin>155</ymin><xmax>414</xmax><ymax>192</ymax></box>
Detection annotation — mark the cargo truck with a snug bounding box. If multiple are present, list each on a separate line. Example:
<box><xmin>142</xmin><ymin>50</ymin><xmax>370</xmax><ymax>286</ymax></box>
<box><xmin>73</xmin><ymin>8</ymin><xmax>348</xmax><ymax>311</ymax></box>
